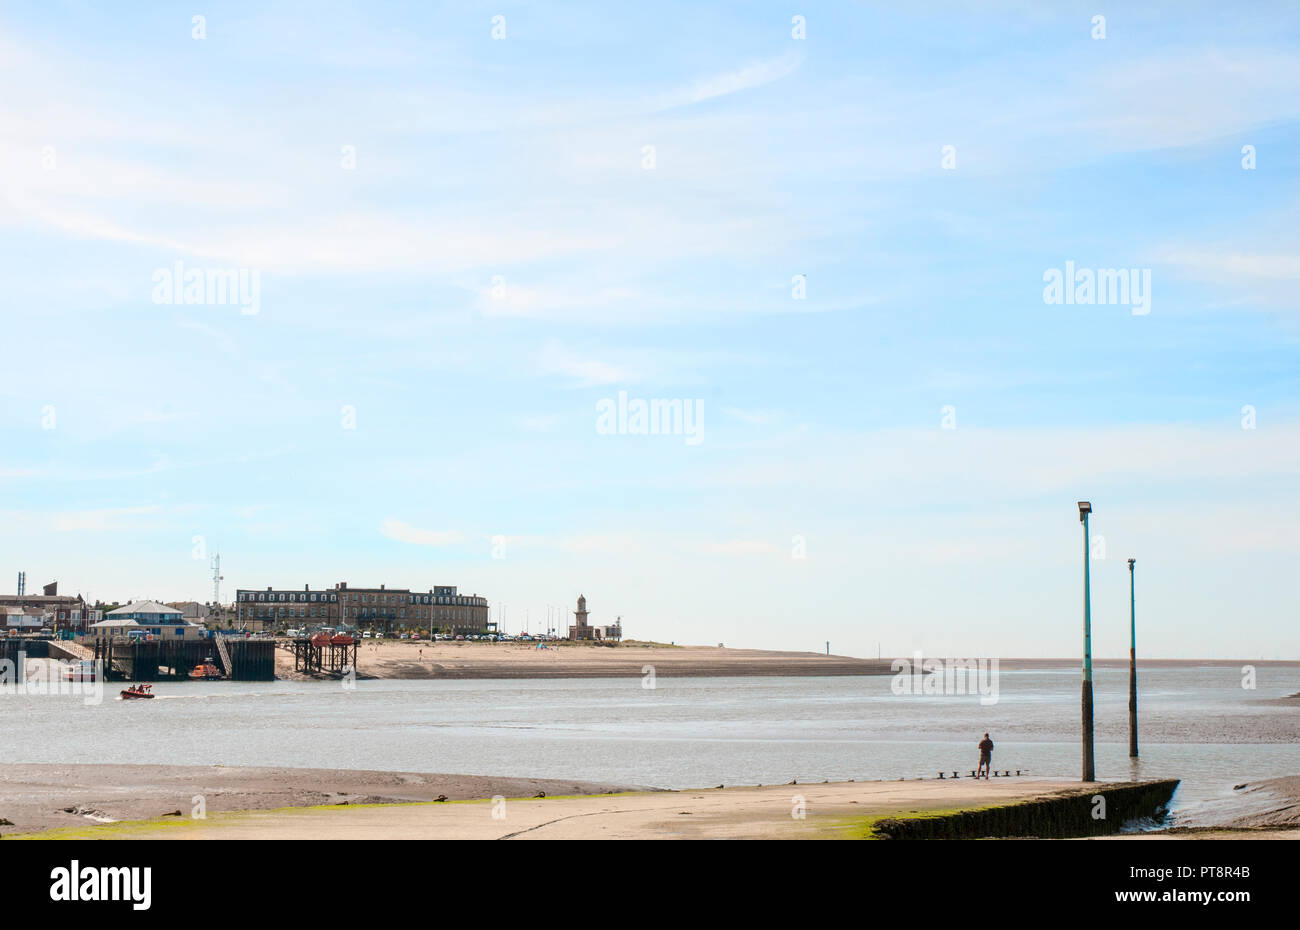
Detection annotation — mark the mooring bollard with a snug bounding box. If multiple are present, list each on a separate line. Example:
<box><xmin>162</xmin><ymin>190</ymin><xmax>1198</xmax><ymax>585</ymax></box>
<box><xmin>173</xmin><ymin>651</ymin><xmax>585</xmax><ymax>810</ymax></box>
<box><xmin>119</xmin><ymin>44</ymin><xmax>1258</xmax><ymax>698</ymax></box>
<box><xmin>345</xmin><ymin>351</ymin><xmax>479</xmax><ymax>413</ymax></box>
<box><xmin>938</xmin><ymin>772</ymin><xmax>944</xmax><ymax>779</ymax></box>
<box><xmin>1016</xmin><ymin>770</ymin><xmax>1022</xmax><ymax>776</ymax></box>
<box><xmin>952</xmin><ymin>771</ymin><xmax>958</xmax><ymax>779</ymax></box>
<box><xmin>969</xmin><ymin>770</ymin><xmax>976</xmax><ymax>778</ymax></box>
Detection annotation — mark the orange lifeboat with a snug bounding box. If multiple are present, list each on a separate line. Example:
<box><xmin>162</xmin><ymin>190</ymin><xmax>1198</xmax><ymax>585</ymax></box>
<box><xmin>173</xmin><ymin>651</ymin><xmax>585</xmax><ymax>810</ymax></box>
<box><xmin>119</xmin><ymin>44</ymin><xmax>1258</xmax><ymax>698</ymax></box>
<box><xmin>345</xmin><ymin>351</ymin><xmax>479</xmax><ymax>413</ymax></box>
<box><xmin>330</xmin><ymin>634</ymin><xmax>354</xmax><ymax>645</ymax></box>
<box><xmin>189</xmin><ymin>660</ymin><xmax>222</xmax><ymax>680</ymax></box>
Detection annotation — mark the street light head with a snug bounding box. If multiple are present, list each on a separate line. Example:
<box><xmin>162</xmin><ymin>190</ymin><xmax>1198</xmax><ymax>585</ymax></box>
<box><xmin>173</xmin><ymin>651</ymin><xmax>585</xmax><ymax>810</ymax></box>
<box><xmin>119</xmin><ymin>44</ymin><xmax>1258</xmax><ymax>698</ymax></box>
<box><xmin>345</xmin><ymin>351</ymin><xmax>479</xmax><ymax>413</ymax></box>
<box><xmin>1128</xmin><ymin>558</ymin><xmax>1135</xmax><ymax>569</ymax></box>
<box><xmin>1077</xmin><ymin>501</ymin><xmax>1092</xmax><ymax>522</ymax></box>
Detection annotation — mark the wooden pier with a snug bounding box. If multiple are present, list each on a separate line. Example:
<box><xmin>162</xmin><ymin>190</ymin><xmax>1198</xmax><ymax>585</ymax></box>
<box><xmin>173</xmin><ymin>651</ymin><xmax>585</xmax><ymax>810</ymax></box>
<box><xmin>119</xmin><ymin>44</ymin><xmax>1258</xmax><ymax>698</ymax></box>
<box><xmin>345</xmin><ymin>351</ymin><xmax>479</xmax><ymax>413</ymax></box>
<box><xmin>290</xmin><ymin>637</ymin><xmax>359</xmax><ymax>677</ymax></box>
<box><xmin>90</xmin><ymin>637</ymin><xmax>276</xmax><ymax>682</ymax></box>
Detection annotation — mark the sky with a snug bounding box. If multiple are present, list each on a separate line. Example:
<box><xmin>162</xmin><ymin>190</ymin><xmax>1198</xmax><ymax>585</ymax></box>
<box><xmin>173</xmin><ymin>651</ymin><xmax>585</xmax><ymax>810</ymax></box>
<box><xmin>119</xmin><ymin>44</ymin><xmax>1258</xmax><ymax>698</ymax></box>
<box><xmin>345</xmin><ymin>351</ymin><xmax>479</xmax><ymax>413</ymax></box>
<box><xmin>1</xmin><ymin>2</ymin><xmax>1297</xmax><ymax>659</ymax></box>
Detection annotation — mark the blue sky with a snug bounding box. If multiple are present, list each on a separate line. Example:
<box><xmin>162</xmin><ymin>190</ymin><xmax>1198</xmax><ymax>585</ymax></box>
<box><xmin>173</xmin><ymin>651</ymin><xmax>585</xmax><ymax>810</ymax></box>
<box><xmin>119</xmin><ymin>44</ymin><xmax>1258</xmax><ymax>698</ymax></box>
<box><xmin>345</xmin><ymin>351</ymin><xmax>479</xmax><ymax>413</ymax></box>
<box><xmin>1</xmin><ymin>2</ymin><xmax>1297</xmax><ymax>658</ymax></box>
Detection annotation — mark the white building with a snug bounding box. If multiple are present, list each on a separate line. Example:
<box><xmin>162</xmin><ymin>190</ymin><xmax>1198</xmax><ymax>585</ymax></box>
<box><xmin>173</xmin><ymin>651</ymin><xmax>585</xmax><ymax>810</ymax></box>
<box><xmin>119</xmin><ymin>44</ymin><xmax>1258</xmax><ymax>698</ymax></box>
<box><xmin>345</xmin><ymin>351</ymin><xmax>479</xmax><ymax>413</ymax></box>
<box><xmin>89</xmin><ymin>601</ymin><xmax>205</xmax><ymax>641</ymax></box>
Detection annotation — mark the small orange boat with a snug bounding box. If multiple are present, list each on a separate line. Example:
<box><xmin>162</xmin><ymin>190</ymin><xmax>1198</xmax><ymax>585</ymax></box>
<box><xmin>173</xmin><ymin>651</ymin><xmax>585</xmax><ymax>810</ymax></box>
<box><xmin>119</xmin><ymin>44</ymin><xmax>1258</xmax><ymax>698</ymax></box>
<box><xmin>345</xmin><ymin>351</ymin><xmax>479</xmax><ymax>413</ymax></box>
<box><xmin>330</xmin><ymin>634</ymin><xmax>354</xmax><ymax>645</ymax></box>
<box><xmin>189</xmin><ymin>660</ymin><xmax>222</xmax><ymax>680</ymax></box>
<box><xmin>120</xmin><ymin>684</ymin><xmax>154</xmax><ymax>700</ymax></box>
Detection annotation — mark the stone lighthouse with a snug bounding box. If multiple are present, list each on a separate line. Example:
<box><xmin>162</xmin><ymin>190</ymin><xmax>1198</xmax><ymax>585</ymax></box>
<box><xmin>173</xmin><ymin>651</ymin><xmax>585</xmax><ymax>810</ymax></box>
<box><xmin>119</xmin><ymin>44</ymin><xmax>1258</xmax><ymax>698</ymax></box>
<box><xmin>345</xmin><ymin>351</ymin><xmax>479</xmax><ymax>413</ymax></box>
<box><xmin>568</xmin><ymin>594</ymin><xmax>595</xmax><ymax>641</ymax></box>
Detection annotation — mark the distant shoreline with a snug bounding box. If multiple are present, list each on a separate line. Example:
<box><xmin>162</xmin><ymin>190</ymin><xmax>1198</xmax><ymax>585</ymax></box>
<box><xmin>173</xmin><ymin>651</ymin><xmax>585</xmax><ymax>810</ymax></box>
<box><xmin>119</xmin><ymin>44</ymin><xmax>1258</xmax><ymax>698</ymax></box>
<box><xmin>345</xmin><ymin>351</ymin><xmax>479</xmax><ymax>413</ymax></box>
<box><xmin>269</xmin><ymin>642</ymin><xmax>1299</xmax><ymax>682</ymax></box>
<box><xmin>275</xmin><ymin>641</ymin><xmax>896</xmax><ymax>681</ymax></box>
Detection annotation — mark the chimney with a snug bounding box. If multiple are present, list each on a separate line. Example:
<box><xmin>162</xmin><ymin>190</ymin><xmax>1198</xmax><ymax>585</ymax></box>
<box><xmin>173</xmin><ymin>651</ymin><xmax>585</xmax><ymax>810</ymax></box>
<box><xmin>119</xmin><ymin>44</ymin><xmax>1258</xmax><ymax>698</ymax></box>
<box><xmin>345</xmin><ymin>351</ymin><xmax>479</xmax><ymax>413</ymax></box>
<box><xmin>43</xmin><ymin>581</ymin><xmax>58</xmax><ymax>596</ymax></box>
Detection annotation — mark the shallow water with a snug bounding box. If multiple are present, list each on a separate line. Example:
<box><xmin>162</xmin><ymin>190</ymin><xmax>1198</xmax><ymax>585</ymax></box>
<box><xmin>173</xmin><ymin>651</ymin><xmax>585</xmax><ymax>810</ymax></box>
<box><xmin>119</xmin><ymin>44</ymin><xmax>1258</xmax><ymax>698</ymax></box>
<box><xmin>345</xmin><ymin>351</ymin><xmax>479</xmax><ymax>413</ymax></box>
<box><xmin>4</xmin><ymin>665</ymin><xmax>1297</xmax><ymax>826</ymax></box>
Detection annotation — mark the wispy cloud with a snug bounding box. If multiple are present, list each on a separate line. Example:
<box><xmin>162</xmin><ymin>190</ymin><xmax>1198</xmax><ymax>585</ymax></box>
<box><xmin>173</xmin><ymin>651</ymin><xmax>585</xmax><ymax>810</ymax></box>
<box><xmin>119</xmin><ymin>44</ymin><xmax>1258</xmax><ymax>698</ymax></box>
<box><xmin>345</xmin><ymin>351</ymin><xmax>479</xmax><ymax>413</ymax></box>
<box><xmin>380</xmin><ymin>519</ymin><xmax>463</xmax><ymax>547</ymax></box>
<box><xmin>537</xmin><ymin>340</ymin><xmax>637</xmax><ymax>387</ymax></box>
<box><xmin>652</xmin><ymin>51</ymin><xmax>803</xmax><ymax>110</ymax></box>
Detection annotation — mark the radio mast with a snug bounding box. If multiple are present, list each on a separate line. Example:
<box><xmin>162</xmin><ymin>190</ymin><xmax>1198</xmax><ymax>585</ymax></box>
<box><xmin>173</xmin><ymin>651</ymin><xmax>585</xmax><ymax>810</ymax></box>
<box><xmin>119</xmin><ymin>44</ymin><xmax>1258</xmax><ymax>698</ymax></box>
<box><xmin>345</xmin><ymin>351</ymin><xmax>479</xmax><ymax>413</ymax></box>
<box><xmin>210</xmin><ymin>554</ymin><xmax>223</xmax><ymax>606</ymax></box>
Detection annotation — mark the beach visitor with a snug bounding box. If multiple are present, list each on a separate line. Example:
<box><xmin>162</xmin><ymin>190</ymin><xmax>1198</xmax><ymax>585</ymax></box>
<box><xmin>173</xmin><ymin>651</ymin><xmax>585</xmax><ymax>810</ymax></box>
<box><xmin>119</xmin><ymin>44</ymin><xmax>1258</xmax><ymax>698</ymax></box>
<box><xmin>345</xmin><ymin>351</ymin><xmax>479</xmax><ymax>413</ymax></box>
<box><xmin>977</xmin><ymin>733</ymin><xmax>994</xmax><ymax>778</ymax></box>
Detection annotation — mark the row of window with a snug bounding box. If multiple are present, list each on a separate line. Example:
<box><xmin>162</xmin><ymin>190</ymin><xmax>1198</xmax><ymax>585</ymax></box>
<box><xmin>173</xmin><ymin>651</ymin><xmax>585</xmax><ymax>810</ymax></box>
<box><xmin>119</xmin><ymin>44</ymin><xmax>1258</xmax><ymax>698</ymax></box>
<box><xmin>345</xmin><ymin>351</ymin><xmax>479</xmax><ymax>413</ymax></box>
<box><xmin>239</xmin><ymin>593</ymin><xmax>488</xmax><ymax>608</ymax></box>
<box><xmin>342</xmin><ymin>594</ymin><xmax>484</xmax><ymax>606</ymax></box>
<box><xmin>239</xmin><ymin>590</ymin><xmax>485</xmax><ymax>607</ymax></box>
<box><xmin>239</xmin><ymin>592</ymin><xmax>339</xmax><ymax>603</ymax></box>
<box><xmin>240</xmin><ymin>606</ymin><xmax>485</xmax><ymax>621</ymax></box>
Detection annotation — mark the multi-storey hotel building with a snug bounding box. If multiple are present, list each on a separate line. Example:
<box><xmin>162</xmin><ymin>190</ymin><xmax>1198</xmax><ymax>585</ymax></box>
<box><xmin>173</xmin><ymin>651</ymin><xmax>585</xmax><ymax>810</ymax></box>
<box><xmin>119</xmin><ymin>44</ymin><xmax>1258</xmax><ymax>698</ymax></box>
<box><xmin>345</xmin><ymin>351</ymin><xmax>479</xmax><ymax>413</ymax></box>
<box><xmin>234</xmin><ymin>585</ymin><xmax>341</xmax><ymax>631</ymax></box>
<box><xmin>235</xmin><ymin>582</ymin><xmax>489</xmax><ymax>635</ymax></box>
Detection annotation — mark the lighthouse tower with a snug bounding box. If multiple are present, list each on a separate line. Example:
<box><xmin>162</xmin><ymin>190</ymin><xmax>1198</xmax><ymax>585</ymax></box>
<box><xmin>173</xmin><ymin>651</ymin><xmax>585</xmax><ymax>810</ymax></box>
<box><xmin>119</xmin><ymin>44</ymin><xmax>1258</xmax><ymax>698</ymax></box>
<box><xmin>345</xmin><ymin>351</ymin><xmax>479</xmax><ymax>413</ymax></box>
<box><xmin>569</xmin><ymin>594</ymin><xmax>594</xmax><ymax>640</ymax></box>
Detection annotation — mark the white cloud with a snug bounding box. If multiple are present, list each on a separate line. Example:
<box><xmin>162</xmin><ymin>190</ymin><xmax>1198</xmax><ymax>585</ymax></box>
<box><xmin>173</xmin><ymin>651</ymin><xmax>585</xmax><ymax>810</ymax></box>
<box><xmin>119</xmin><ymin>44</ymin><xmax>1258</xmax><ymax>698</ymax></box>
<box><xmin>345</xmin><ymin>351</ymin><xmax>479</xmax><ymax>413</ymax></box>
<box><xmin>46</xmin><ymin>506</ymin><xmax>162</xmax><ymax>532</ymax></box>
<box><xmin>380</xmin><ymin>519</ymin><xmax>463</xmax><ymax>547</ymax></box>
<box><xmin>681</xmin><ymin>539</ymin><xmax>782</xmax><ymax>556</ymax></box>
<box><xmin>656</xmin><ymin>51</ymin><xmax>803</xmax><ymax>109</ymax></box>
<box><xmin>721</xmin><ymin>406</ymin><xmax>779</xmax><ymax>426</ymax></box>
<box><xmin>1156</xmin><ymin>248</ymin><xmax>1300</xmax><ymax>282</ymax></box>
<box><xmin>537</xmin><ymin>340</ymin><xmax>637</xmax><ymax>387</ymax></box>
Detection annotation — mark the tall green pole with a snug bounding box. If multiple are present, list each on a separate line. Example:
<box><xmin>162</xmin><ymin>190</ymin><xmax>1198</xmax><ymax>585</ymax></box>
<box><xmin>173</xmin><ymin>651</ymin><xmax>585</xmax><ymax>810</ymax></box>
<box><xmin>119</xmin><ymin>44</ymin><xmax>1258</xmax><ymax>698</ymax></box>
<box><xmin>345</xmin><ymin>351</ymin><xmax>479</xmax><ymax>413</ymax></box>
<box><xmin>1128</xmin><ymin>558</ymin><xmax>1138</xmax><ymax>758</ymax></box>
<box><xmin>1081</xmin><ymin>509</ymin><xmax>1095</xmax><ymax>782</ymax></box>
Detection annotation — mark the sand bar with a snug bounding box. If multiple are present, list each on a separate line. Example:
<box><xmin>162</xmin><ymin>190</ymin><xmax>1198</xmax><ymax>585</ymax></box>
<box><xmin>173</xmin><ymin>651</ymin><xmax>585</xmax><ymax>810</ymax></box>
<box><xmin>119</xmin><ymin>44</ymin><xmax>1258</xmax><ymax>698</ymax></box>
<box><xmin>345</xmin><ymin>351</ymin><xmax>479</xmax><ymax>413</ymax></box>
<box><xmin>276</xmin><ymin>640</ymin><xmax>894</xmax><ymax>681</ymax></box>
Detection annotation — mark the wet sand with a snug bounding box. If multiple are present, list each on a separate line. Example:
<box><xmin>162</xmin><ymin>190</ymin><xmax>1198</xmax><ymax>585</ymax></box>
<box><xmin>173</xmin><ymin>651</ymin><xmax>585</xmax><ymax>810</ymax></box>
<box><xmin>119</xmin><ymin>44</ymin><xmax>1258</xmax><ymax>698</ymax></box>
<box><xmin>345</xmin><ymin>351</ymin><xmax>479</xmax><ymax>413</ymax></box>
<box><xmin>0</xmin><ymin>764</ymin><xmax>646</xmax><ymax>837</ymax></box>
<box><xmin>1221</xmin><ymin>775</ymin><xmax>1300</xmax><ymax>827</ymax></box>
<box><xmin>276</xmin><ymin>640</ymin><xmax>894</xmax><ymax>681</ymax></box>
<box><xmin>10</xmin><ymin>764</ymin><xmax>1296</xmax><ymax>840</ymax></box>
<box><xmin>10</xmin><ymin>776</ymin><xmax>1089</xmax><ymax>840</ymax></box>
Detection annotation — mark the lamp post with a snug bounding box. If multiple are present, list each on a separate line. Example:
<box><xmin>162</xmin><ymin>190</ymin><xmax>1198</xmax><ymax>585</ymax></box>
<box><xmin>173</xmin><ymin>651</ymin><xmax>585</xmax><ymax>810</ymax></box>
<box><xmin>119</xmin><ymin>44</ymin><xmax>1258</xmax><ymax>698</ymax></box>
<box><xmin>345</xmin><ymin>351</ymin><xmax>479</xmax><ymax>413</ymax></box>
<box><xmin>1128</xmin><ymin>558</ymin><xmax>1138</xmax><ymax>758</ymax></box>
<box><xmin>1078</xmin><ymin>501</ymin><xmax>1095</xmax><ymax>782</ymax></box>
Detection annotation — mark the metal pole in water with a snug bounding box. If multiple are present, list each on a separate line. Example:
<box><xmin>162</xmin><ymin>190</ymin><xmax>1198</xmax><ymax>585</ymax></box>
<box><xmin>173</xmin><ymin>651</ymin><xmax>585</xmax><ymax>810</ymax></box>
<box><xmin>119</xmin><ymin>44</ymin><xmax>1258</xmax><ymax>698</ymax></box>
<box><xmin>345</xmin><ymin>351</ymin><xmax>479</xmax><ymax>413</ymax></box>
<box><xmin>1128</xmin><ymin>557</ymin><xmax>1138</xmax><ymax>758</ymax></box>
<box><xmin>1079</xmin><ymin>501</ymin><xmax>1095</xmax><ymax>782</ymax></box>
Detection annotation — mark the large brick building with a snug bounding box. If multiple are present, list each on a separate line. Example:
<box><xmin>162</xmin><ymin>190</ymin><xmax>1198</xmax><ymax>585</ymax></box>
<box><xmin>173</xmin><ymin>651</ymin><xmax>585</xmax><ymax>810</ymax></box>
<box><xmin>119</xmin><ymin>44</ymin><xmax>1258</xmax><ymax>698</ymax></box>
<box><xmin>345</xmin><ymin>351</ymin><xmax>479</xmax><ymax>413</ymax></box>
<box><xmin>234</xmin><ymin>585</ymin><xmax>340</xmax><ymax>632</ymax></box>
<box><xmin>235</xmin><ymin>582</ymin><xmax>489</xmax><ymax>635</ymax></box>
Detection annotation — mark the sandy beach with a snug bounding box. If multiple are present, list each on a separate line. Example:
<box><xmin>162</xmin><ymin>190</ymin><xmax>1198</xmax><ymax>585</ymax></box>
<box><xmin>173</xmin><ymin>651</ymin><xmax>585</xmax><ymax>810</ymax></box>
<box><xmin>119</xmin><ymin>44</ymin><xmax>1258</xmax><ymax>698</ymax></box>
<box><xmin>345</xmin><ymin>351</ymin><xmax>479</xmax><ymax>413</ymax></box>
<box><xmin>275</xmin><ymin>639</ymin><xmax>894</xmax><ymax>681</ymax></box>
<box><xmin>8</xmin><ymin>763</ymin><xmax>1297</xmax><ymax>840</ymax></box>
<box><xmin>0</xmin><ymin>764</ymin><xmax>644</xmax><ymax>837</ymax></box>
<box><xmin>7</xmin><ymin>773</ymin><xmax>1092</xmax><ymax>840</ymax></box>
<box><xmin>268</xmin><ymin>644</ymin><xmax>1300</xmax><ymax>681</ymax></box>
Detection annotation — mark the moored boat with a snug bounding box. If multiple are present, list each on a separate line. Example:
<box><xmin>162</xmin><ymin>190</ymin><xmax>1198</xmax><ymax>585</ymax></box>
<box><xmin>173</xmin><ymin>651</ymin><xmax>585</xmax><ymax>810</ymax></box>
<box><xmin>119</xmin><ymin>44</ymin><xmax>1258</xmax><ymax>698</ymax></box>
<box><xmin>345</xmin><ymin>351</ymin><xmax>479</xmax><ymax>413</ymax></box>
<box><xmin>189</xmin><ymin>660</ymin><xmax>222</xmax><ymax>680</ymax></box>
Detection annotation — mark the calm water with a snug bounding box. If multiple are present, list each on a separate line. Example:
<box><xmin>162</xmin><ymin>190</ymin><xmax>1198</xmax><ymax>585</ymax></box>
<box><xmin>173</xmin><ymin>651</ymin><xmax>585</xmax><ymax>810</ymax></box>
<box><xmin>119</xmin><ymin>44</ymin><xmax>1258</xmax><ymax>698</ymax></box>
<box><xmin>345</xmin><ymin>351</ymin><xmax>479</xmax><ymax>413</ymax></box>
<box><xmin>5</xmin><ymin>664</ymin><xmax>1298</xmax><ymax>826</ymax></box>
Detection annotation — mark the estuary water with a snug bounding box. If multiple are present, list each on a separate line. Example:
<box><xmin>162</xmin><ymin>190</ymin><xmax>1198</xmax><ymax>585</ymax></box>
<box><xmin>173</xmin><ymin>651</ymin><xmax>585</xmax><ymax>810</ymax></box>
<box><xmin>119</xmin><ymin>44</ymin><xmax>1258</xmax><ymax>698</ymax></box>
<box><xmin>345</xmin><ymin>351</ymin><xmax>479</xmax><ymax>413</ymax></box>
<box><xmin>5</xmin><ymin>664</ymin><xmax>1298</xmax><ymax>826</ymax></box>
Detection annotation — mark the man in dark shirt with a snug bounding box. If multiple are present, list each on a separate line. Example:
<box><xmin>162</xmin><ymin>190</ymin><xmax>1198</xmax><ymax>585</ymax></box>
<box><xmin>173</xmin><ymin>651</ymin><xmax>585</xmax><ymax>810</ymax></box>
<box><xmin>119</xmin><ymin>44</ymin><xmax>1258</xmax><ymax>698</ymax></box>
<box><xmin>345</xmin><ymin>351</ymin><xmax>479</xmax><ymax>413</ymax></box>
<box><xmin>977</xmin><ymin>733</ymin><xmax>994</xmax><ymax>778</ymax></box>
